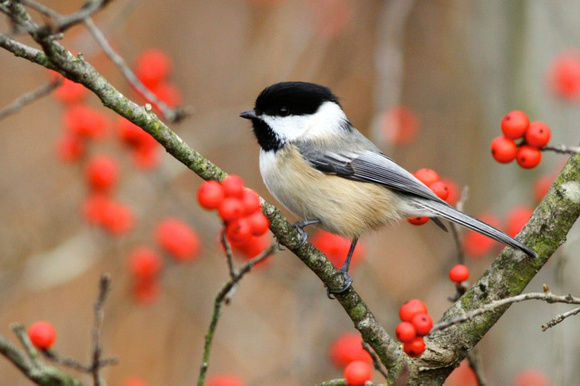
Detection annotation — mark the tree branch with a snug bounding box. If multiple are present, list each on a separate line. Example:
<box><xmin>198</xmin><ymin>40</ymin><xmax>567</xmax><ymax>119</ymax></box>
<box><xmin>0</xmin><ymin>77</ymin><xmax>62</xmax><ymax>121</ymax></box>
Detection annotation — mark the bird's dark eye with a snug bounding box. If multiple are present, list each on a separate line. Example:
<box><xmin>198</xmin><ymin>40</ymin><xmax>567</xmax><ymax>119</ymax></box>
<box><xmin>279</xmin><ymin>106</ymin><xmax>290</xmax><ymax>116</ymax></box>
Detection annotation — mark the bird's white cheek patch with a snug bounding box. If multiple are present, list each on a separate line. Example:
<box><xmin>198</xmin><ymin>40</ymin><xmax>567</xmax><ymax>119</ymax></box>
<box><xmin>561</xmin><ymin>181</ymin><xmax>580</xmax><ymax>203</ymax></box>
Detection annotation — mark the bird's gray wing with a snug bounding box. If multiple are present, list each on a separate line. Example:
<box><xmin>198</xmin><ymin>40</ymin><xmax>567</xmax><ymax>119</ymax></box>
<box><xmin>296</xmin><ymin>143</ymin><xmax>442</xmax><ymax>203</ymax></box>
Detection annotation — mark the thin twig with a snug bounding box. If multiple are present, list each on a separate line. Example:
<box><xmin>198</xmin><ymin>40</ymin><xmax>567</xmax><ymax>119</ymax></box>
<box><xmin>220</xmin><ymin>230</ymin><xmax>237</xmax><ymax>280</ymax></box>
<box><xmin>542</xmin><ymin>306</ymin><xmax>580</xmax><ymax>331</ymax></box>
<box><xmin>542</xmin><ymin>144</ymin><xmax>580</xmax><ymax>155</ymax></box>
<box><xmin>0</xmin><ymin>77</ymin><xmax>62</xmax><ymax>121</ymax></box>
<box><xmin>197</xmin><ymin>242</ymin><xmax>276</xmax><ymax>386</ymax></box>
<box><xmin>83</xmin><ymin>17</ymin><xmax>188</xmax><ymax>123</ymax></box>
<box><xmin>362</xmin><ymin>340</ymin><xmax>389</xmax><ymax>380</ymax></box>
<box><xmin>90</xmin><ymin>274</ymin><xmax>114</xmax><ymax>386</ymax></box>
<box><xmin>432</xmin><ymin>289</ymin><xmax>580</xmax><ymax>333</ymax></box>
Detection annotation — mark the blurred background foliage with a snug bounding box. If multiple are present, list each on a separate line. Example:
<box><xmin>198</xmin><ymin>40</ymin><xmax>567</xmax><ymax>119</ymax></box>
<box><xmin>1</xmin><ymin>0</ymin><xmax>579</xmax><ymax>385</ymax></box>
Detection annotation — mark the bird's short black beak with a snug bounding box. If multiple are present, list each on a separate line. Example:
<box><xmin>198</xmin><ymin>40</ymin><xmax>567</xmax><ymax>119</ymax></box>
<box><xmin>240</xmin><ymin>109</ymin><xmax>258</xmax><ymax>120</ymax></box>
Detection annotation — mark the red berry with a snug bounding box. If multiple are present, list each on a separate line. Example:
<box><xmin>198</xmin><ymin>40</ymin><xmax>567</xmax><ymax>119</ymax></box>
<box><xmin>395</xmin><ymin>322</ymin><xmax>417</xmax><ymax>343</ymax></box>
<box><xmin>101</xmin><ymin>201</ymin><xmax>135</xmax><ymax>235</ymax></box>
<box><xmin>218</xmin><ymin>198</ymin><xmax>244</xmax><ymax>222</ymax></box>
<box><xmin>311</xmin><ymin>231</ymin><xmax>365</xmax><ymax>269</ymax></box>
<box><xmin>549</xmin><ymin>51</ymin><xmax>580</xmax><ymax>100</ymax></box>
<box><xmin>399</xmin><ymin>299</ymin><xmax>428</xmax><ymax>322</ymax></box>
<box><xmin>449</xmin><ymin>264</ymin><xmax>470</xmax><ymax>283</ymax></box>
<box><xmin>63</xmin><ymin>105</ymin><xmax>107</xmax><ymax>139</ymax></box>
<box><xmin>501</xmin><ymin>110</ymin><xmax>530</xmax><ymax>139</ymax></box>
<box><xmin>86</xmin><ymin>155</ymin><xmax>119</xmax><ymax>192</ymax></box>
<box><xmin>150</xmin><ymin>82</ymin><xmax>181</xmax><ymax>108</ymax></box>
<box><xmin>156</xmin><ymin>218</ymin><xmax>200</xmax><ymax>261</ymax></box>
<box><xmin>506</xmin><ymin>206</ymin><xmax>533</xmax><ymax>237</ymax></box>
<box><xmin>246</xmin><ymin>211</ymin><xmax>270</xmax><ymax>236</ymax></box>
<box><xmin>231</xmin><ymin>234</ymin><xmax>271</xmax><ymax>263</ymax></box>
<box><xmin>516</xmin><ymin>145</ymin><xmax>542</xmax><ymax>169</ymax></box>
<box><xmin>513</xmin><ymin>369</ymin><xmax>551</xmax><ymax>386</ymax></box>
<box><xmin>403</xmin><ymin>336</ymin><xmax>426</xmax><ymax>357</ymax></box>
<box><xmin>128</xmin><ymin>247</ymin><xmax>162</xmax><ymax>279</ymax></box>
<box><xmin>82</xmin><ymin>193</ymin><xmax>111</xmax><ymax>225</ymax></box>
<box><xmin>429</xmin><ymin>181</ymin><xmax>449</xmax><ymax>201</ymax></box>
<box><xmin>411</xmin><ymin>313</ymin><xmax>433</xmax><ymax>336</ymax></box>
<box><xmin>132</xmin><ymin>279</ymin><xmax>160</xmax><ymax>304</ymax></box>
<box><xmin>490</xmin><ymin>136</ymin><xmax>517</xmax><ymax>163</ymax></box>
<box><xmin>439</xmin><ymin>178</ymin><xmax>460</xmax><ymax>205</ymax></box>
<box><xmin>226</xmin><ymin>218</ymin><xmax>253</xmax><ymax>244</ymax></box>
<box><xmin>222</xmin><ymin>175</ymin><xmax>246</xmax><ymax>198</ymax></box>
<box><xmin>381</xmin><ymin>105</ymin><xmax>419</xmax><ymax>146</ymax></box>
<box><xmin>241</xmin><ymin>189</ymin><xmax>261</xmax><ymax>215</ymax></box>
<box><xmin>28</xmin><ymin>321</ymin><xmax>56</xmax><ymax>350</ymax></box>
<box><xmin>343</xmin><ymin>360</ymin><xmax>373</xmax><ymax>386</ymax></box>
<box><xmin>407</xmin><ymin>216</ymin><xmax>429</xmax><ymax>226</ymax></box>
<box><xmin>446</xmin><ymin>360</ymin><xmax>478</xmax><ymax>386</ymax></box>
<box><xmin>207</xmin><ymin>375</ymin><xmax>245</xmax><ymax>386</ymax></box>
<box><xmin>525</xmin><ymin>121</ymin><xmax>551</xmax><ymax>149</ymax></box>
<box><xmin>328</xmin><ymin>333</ymin><xmax>372</xmax><ymax>368</ymax></box>
<box><xmin>414</xmin><ymin>168</ymin><xmax>440</xmax><ymax>186</ymax></box>
<box><xmin>462</xmin><ymin>213</ymin><xmax>502</xmax><ymax>258</ymax></box>
<box><xmin>118</xmin><ymin>118</ymin><xmax>156</xmax><ymax>150</ymax></box>
<box><xmin>133</xmin><ymin>146</ymin><xmax>160</xmax><ymax>170</ymax></box>
<box><xmin>134</xmin><ymin>49</ymin><xmax>172</xmax><ymax>88</ymax></box>
<box><xmin>57</xmin><ymin>134</ymin><xmax>85</xmax><ymax>162</ymax></box>
<box><xmin>197</xmin><ymin>181</ymin><xmax>225</xmax><ymax>210</ymax></box>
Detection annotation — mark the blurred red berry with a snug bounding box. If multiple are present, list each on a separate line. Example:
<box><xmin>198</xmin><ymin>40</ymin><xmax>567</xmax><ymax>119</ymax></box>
<box><xmin>151</xmin><ymin>82</ymin><xmax>181</xmax><ymax>108</ymax></box>
<box><xmin>512</xmin><ymin>369</ymin><xmax>551</xmax><ymax>386</ymax></box>
<box><xmin>133</xmin><ymin>279</ymin><xmax>160</xmax><ymax>304</ymax></box>
<box><xmin>56</xmin><ymin>134</ymin><xmax>85</xmax><ymax>162</ymax></box>
<box><xmin>28</xmin><ymin>321</ymin><xmax>56</xmax><ymax>350</ymax></box>
<box><xmin>381</xmin><ymin>105</ymin><xmax>420</xmax><ymax>146</ymax></box>
<box><xmin>414</xmin><ymin>168</ymin><xmax>440</xmax><ymax>186</ymax></box>
<box><xmin>525</xmin><ymin>121</ymin><xmax>551</xmax><ymax>149</ymax></box>
<box><xmin>121</xmin><ymin>378</ymin><xmax>149</xmax><ymax>386</ymax></box>
<box><xmin>430</xmin><ymin>181</ymin><xmax>449</xmax><ymax>201</ymax></box>
<box><xmin>63</xmin><ymin>105</ymin><xmax>107</xmax><ymax>139</ymax></box>
<box><xmin>241</xmin><ymin>189</ymin><xmax>261</xmax><ymax>215</ymax></box>
<box><xmin>399</xmin><ymin>299</ymin><xmax>428</xmax><ymax>322</ymax></box>
<box><xmin>506</xmin><ymin>206</ymin><xmax>533</xmax><ymax>238</ymax></box>
<box><xmin>501</xmin><ymin>110</ymin><xmax>530</xmax><ymax>139</ymax></box>
<box><xmin>207</xmin><ymin>375</ymin><xmax>245</xmax><ymax>386</ymax></box>
<box><xmin>395</xmin><ymin>322</ymin><xmax>416</xmax><ymax>343</ymax></box>
<box><xmin>516</xmin><ymin>145</ymin><xmax>542</xmax><ymax>169</ymax></box>
<box><xmin>491</xmin><ymin>136</ymin><xmax>517</xmax><ymax>163</ymax></box>
<box><xmin>311</xmin><ymin>231</ymin><xmax>364</xmax><ymax>269</ymax></box>
<box><xmin>82</xmin><ymin>193</ymin><xmax>111</xmax><ymax>225</ymax></box>
<box><xmin>156</xmin><ymin>218</ymin><xmax>200</xmax><ymax>261</ymax></box>
<box><xmin>226</xmin><ymin>218</ymin><xmax>253</xmax><ymax>244</ymax></box>
<box><xmin>328</xmin><ymin>333</ymin><xmax>372</xmax><ymax>368</ymax></box>
<box><xmin>403</xmin><ymin>336</ymin><xmax>426</xmax><ymax>357</ymax></box>
<box><xmin>231</xmin><ymin>234</ymin><xmax>271</xmax><ymax>262</ymax></box>
<box><xmin>118</xmin><ymin>118</ymin><xmax>156</xmax><ymax>150</ymax></box>
<box><xmin>411</xmin><ymin>313</ymin><xmax>433</xmax><ymax>336</ymax></box>
<box><xmin>55</xmin><ymin>77</ymin><xmax>88</xmax><ymax>104</ymax></box>
<box><xmin>449</xmin><ymin>264</ymin><xmax>470</xmax><ymax>283</ymax></box>
<box><xmin>133</xmin><ymin>145</ymin><xmax>160</xmax><ymax>169</ymax></box>
<box><xmin>198</xmin><ymin>180</ymin><xmax>225</xmax><ymax>210</ymax></box>
<box><xmin>440</xmin><ymin>177</ymin><xmax>460</xmax><ymax>206</ymax></box>
<box><xmin>101</xmin><ymin>201</ymin><xmax>134</xmax><ymax>235</ymax></box>
<box><xmin>549</xmin><ymin>51</ymin><xmax>580</xmax><ymax>100</ymax></box>
<box><xmin>218</xmin><ymin>198</ymin><xmax>244</xmax><ymax>222</ymax></box>
<box><xmin>128</xmin><ymin>247</ymin><xmax>162</xmax><ymax>279</ymax></box>
<box><xmin>463</xmin><ymin>213</ymin><xmax>502</xmax><ymax>258</ymax></box>
<box><xmin>222</xmin><ymin>175</ymin><xmax>246</xmax><ymax>198</ymax></box>
<box><xmin>446</xmin><ymin>360</ymin><xmax>478</xmax><ymax>386</ymax></box>
<box><xmin>134</xmin><ymin>49</ymin><xmax>172</xmax><ymax>88</ymax></box>
<box><xmin>246</xmin><ymin>211</ymin><xmax>270</xmax><ymax>236</ymax></box>
<box><xmin>343</xmin><ymin>360</ymin><xmax>373</xmax><ymax>386</ymax></box>
<box><xmin>85</xmin><ymin>155</ymin><xmax>119</xmax><ymax>192</ymax></box>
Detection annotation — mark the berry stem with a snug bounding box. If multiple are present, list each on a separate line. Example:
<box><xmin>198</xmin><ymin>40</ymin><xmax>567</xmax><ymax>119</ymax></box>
<box><xmin>542</xmin><ymin>144</ymin><xmax>580</xmax><ymax>155</ymax></box>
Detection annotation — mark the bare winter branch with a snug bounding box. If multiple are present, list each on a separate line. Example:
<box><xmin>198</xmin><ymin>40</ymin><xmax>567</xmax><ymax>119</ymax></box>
<box><xmin>0</xmin><ymin>77</ymin><xmax>61</xmax><ymax>121</ymax></box>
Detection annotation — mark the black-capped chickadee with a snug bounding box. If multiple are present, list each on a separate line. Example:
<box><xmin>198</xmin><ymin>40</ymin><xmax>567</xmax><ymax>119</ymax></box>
<box><xmin>240</xmin><ymin>81</ymin><xmax>537</xmax><ymax>291</ymax></box>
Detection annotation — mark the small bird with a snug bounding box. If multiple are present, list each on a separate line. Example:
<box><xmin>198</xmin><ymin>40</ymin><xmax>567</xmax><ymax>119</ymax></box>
<box><xmin>240</xmin><ymin>81</ymin><xmax>537</xmax><ymax>292</ymax></box>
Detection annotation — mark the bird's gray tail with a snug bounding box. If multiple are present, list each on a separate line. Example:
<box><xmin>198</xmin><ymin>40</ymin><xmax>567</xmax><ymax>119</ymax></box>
<box><xmin>415</xmin><ymin>199</ymin><xmax>538</xmax><ymax>258</ymax></box>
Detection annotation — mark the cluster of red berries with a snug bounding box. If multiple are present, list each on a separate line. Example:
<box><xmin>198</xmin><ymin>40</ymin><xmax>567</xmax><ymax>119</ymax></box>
<box><xmin>133</xmin><ymin>49</ymin><xmax>181</xmax><ymax>116</ymax></box>
<box><xmin>27</xmin><ymin>321</ymin><xmax>57</xmax><ymax>350</ymax></box>
<box><xmin>311</xmin><ymin>231</ymin><xmax>365</xmax><ymax>269</ymax></box>
<box><xmin>198</xmin><ymin>175</ymin><xmax>270</xmax><ymax>260</ymax></box>
<box><xmin>491</xmin><ymin>110</ymin><xmax>551</xmax><ymax>169</ymax></box>
<box><xmin>407</xmin><ymin>168</ymin><xmax>455</xmax><ymax>226</ymax></box>
<box><xmin>462</xmin><ymin>206</ymin><xmax>533</xmax><ymax>258</ymax></box>
<box><xmin>128</xmin><ymin>217</ymin><xmax>201</xmax><ymax>304</ymax></box>
<box><xmin>395</xmin><ymin>299</ymin><xmax>433</xmax><ymax>357</ymax></box>
<box><xmin>328</xmin><ymin>333</ymin><xmax>373</xmax><ymax>385</ymax></box>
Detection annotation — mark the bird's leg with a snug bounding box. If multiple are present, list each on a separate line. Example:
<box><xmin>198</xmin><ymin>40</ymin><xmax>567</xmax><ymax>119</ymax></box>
<box><xmin>327</xmin><ymin>238</ymin><xmax>358</xmax><ymax>297</ymax></box>
<box><xmin>292</xmin><ymin>219</ymin><xmax>321</xmax><ymax>248</ymax></box>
